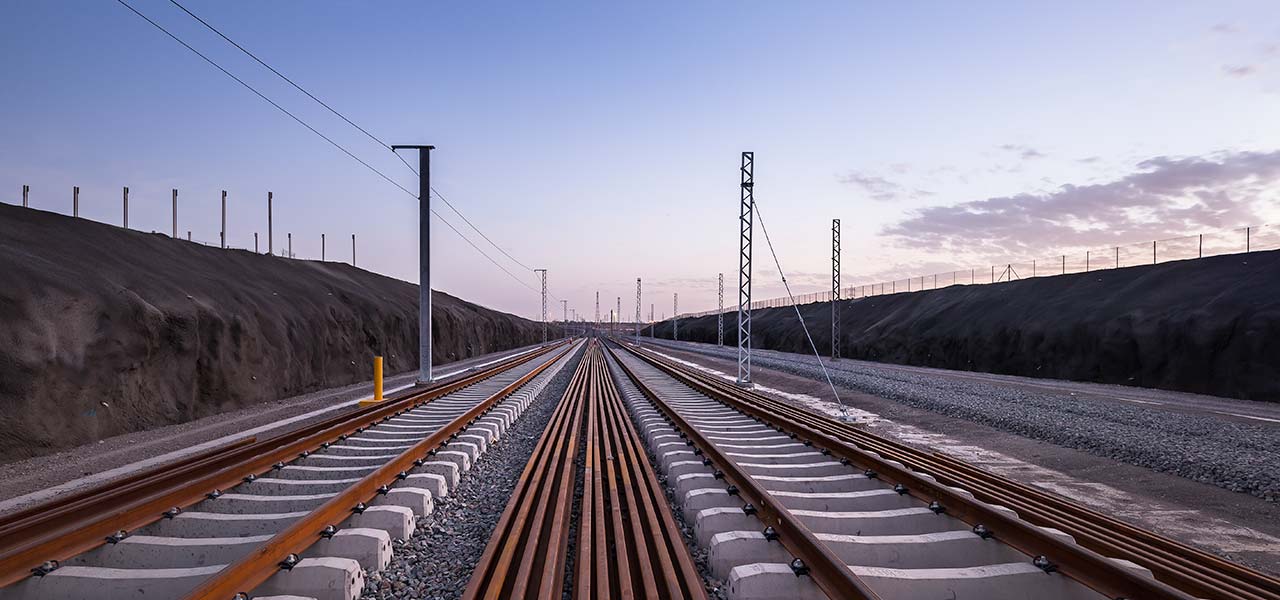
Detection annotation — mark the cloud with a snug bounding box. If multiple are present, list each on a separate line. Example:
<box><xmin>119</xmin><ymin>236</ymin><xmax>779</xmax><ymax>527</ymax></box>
<box><xmin>1223</xmin><ymin>64</ymin><xmax>1259</xmax><ymax>77</ymax></box>
<box><xmin>1077</xmin><ymin>156</ymin><xmax>1101</xmax><ymax>164</ymax></box>
<box><xmin>1211</xmin><ymin>23</ymin><xmax>1240</xmax><ymax>34</ymax></box>
<box><xmin>998</xmin><ymin>144</ymin><xmax>1047</xmax><ymax>160</ymax></box>
<box><xmin>838</xmin><ymin>171</ymin><xmax>933</xmax><ymax>202</ymax></box>
<box><xmin>881</xmin><ymin>150</ymin><xmax>1280</xmax><ymax>259</ymax></box>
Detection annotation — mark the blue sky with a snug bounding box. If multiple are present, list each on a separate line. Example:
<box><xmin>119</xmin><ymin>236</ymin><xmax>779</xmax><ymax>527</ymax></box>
<box><xmin>2</xmin><ymin>1</ymin><xmax>1279</xmax><ymax>320</ymax></box>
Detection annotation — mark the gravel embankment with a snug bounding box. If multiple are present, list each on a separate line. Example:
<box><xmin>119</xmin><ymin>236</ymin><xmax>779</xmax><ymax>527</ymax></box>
<box><xmin>645</xmin><ymin>339</ymin><xmax>1280</xmax><ymax>503</ymax></box>
<box><xmin>362</xmin><ymin>347</ymin><xmax>584</xmax><ymax>600</ymax></box>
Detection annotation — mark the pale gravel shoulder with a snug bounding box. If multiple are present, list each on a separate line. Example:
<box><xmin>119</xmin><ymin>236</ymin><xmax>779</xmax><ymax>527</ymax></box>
<box><xmin>0</xmin><ymin>342</ymin><xmax>547</xmax><ymax>509</ymax></box>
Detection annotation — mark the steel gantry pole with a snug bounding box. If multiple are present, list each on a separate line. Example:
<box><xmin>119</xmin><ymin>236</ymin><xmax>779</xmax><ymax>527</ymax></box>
<box><xmin>615</xmin><ymin>296</ymin><xmax>621</xmax><ymax>337</ymax></box>
<box><xmin>832</xmin><ymin>218</ymin><xmax>842</xmax><ymax>361</ymax></box>
<box><xmin>737</xmin><ymin>151</ymin><xmax>754</xmax><ymax>386</ymax></box>
<box><xmin>635</xmin><ymin>278</ymin><xmax>642</xmax><ymax>343</ymax></box>
<box><xmin>391</xmin><ymin>144</ymin><xmax>436</xmax><ymax>384</ymax></box>
<box><xmin>561</xmin><ymin>299</ymin><xmax>568</xmax><ymax>339</ymax></box>
<box><xmin>535</xmin><ymin>269</ymin><xmax>548</xmax><ymax>343</ymax></box>
<box><xmin>717</xmin><ymin>272</ymin><xmax>724</xmax><ymax>346</ymax></box>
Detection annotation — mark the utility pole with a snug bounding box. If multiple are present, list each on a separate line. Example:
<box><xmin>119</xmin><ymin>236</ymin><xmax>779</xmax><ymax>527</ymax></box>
<box><xmin>535</xmin><ymin>269</ymin><xmax>548</xmax><ymax>342</ymax></box>
<box><xmin>832</xmin><ymin>218</ymin><xmax>841</xmax><ymax>361</ymax></box>
<box><xmin>172</xmin><ymin>189</ymin><xmax>178</xmax><ymax>238</ymax></box>
<box><xmin>717</xmin><ymin>272</ymin><xmax>724</xmax><ymax>346</ymax></box>
<box><xmin>390</xmin><ymin>144</ymin><xmax>435</xmax><ymax>384</ymax></box>
<box><xmin>73</xmin><ymin>186</ymin><xmax>79</xmax><ymax>217</ymax></box>
<box><xmin>22</xmin><ymin>185</ymin><xmax>28</xmax><ymax>208</ymax></box>
<box><xmin>321</xmin><ymin>234</ymin><xmax>326</xmax><ymax>261</ymax></box>
<box><xmin>616</xmin><ymin>296</ymin><xmax>621</xmax><ymax>337</ymax></box>
<box><xmin>635</xmin><ymin>278</ymin><xmax>642</xmax><ymax>343</ymax></box>
<box><xmin>737</xmin><ymin>151</ymin><xmax>754</xmax><ymax>386</ymax></box>
<box><xmin>267</xmin><ymin>192</ymin><xmax>273</xmax><ymax>255</ymax></box>
<box><xmin>221</xmin><ymin>190</ymin><xmax>227</xmax><ymax>249</ymax></box>
<box><xmin>352</xmin><ymin>234</ymin><xmax>356</xmax><ymax>266</ymax></box>
<box><xmin>254</xmin><ymin>233</ymin><xmax>259</xmax><ymax>253</ymax></box>
<box><xmin>288</xmin><ymin>233</ymin><xmax>292</xmax><ymax>258</ymax></box>
<box><xmin>122</xmin><ymin>187</ymin><xmax>129</xmax><ymax>229</ymax></box>
<box><xmin>673</xmin><ymin>293</ymin><xmax>679</xmax><ymax>341</ymax></box>
<box><xmin>595</xmin><ymin>291</ymin><xmax>600</xmax><ymax>332</ymax></box>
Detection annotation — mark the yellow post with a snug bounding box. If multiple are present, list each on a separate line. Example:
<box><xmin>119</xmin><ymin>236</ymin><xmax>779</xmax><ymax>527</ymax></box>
<box><xmin>361</xmin><ymin>355</ymin><xmax>385</xmax><ymax>407</ymax></box>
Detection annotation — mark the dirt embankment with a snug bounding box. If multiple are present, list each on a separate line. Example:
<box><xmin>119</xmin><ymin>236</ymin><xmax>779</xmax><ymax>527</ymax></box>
<box><xmin>649</xmin><ymin>250</ymin><xmax>1280</xmax><ymax>401</ymax></box>
<box><xmin>0</xmin><ymin>204</ymin><xmax>542</xmax><ymax>462</ymax></box>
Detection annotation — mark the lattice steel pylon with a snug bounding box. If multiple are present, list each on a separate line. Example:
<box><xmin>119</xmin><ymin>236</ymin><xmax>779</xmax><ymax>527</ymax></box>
<box><xmin>832</xmin><ymin>219</ymin><xmax>841</xmax><ymax>361</ymax></box>
<box><xmin>673</xmin><ymin>293</ymin><xmax>679</xmax><ymax>341</ymax></box>
<box><xmin>595</xmin><ymin>291</ymin><xmax>600</xmax><ymax>336</ymax></box>
<box><xmin>635</xmin><ymin>278</ymin><xmax>642</xmax><ymax>343</ymax></box>
<box><xmin>535</xmin><ymin>269</ymin><xmax>548</xmax><ymax>343</ymax></box>
<box><xmin>717</xmin><ymin>272</ymin><xmax>724</xmax><ymax>346</ymax></box>
<box><xmin>737</xmin><ymin>151</ymin><xmax>754</xmax><ymax>386</ymax></box>
<box><xmin>616</xmin><ymin>296</ymin><xmax>621</xmax><ymax>337</ymax></box>
<box><xmin>561</xmin><ymin>299</ymin><xmax>568</xmax><ymax>338</ymax></box>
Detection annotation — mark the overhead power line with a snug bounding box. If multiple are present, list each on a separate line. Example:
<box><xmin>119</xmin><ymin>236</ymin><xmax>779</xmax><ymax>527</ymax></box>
<box><xmin>115</xmin><ymin>0</ymin><xmax>538</xmax><ymax>295</ymax></box>
<box><xmin>168</xmin><ymin>0</ymin><xmax>539</xmax><ymax>277</ymax></box>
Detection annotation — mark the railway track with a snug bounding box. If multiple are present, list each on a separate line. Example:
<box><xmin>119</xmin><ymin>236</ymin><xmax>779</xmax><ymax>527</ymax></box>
<box><xmin>0</xmin><ymin>339</ymin><xmax>580</xmax><ymax>600</ymax></box>
<box><xmin>463</xmin><ymin>339</ymin><xmax>706</xmax><ymax>600</ymax></box>
<box><xmin>1</xmin><ymin>334</ymin><xmax>1275</xmax><ymax>600</ymax></box>
<box><xmin>604</xmin><ymin>340</ymin><xmax>1280</xmax><ymax>600</ymax></box>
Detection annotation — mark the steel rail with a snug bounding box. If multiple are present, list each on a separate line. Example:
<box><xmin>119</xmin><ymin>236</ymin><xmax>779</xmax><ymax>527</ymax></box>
<box><xmin>577</xmin><ymin>345</ymin><xmax>707</xmax><ymax>599</ymax></box>
<box><xmin>0</xmin><ymin>341</ymin><xmax>567</xmax><ymax>589</ymax></box>
<box><xmin>606</xmin><ymin>343</ymin><xmax>883</xmax><ymax>600</ymax></box>
<box><xmin>620</xmin><ymin>342</ymin><xmax>1199</xmax><ymax>600</ymax></box>
<box><xmin>463</xmin><ymin>341</ymin><xmax>591</xmax><ymax>599</ymax></box>
<box><xmin>629</xmin><ymin>343</ymin><xmax>1280</xmax><ymax>600</ymax></box>
<box><xmin>183</xmin><ymin>340</ymin><xmax>576</xmax><ymax>599</ymax></box>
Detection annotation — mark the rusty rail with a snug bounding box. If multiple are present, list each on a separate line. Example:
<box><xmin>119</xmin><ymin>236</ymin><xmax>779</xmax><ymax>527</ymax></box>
<box><xmin>463</xmin><ymin>342</ymin><xmax>591</xmax><ymax>599</ymax></box>
<box><xmin>0</xmin><ymin>341</ymin><xmax>568</xmax><ymax>589</ymax></box>
<box><xmin>607</xmin><ymin>343</ymin><xmax>882</xmax><ymax>600</ymax></box>
<box><xmin>625</xmin><ymin>342</ymin><xmax>1278</xmax><ymax>600</ymax></box>
<box><xmin>183</xmin><ymin>341</ymin><xmax>576</xmax><ymax>599</ymax></box>
<box><xmin>464</xmin><ymin>341</ymin><xmax>706</xmax><ymax>599</ymax></box>
<box><xmin>577</xmin><ymin>344</ymin><xmax>706</xmax><ymax>599</ymax></box>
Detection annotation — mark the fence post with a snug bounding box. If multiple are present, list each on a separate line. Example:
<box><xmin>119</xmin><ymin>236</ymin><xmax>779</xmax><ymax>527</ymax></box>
<box><xmin>22</xmin><ymin>185</ymin><xmax>28</xmax><ymax>208</ymax></box>
<box><xmin>254</xmin><ymin>232</ymin><xmax>259</xmax><ymax>253</ymax></box>
<box><xmin>1199</xmin><ymin>234</ymin><xmax>1203</xmax><ymax>258</ymax></box>
<box><xmin>1247</xmin><ymin>227</ymin><xmax>1251</xmax><ymax>252</ymax></box>
<box><xmin>288</xmin><ymin>232</ymin><xmax>292</xmax><ymax>258</ymax></box>
<box><xmin>221</xmin><ymin>190</ymin><xmax>227</xmax><ymax>249</ymax></box>
<box><xmin>1086</xmin><ymin>251</ymin><xmax>1090</xmax><ymax>272</ymax></box>
<box><xmin>73</xmin><ymin>186</ymin><xmax>79</xmax><ymax>217</ymax></box>
<box><xmin>1115</xmin><ymin>246</ymin><xmax>1119</xmax><ymax>269</ymax></box>
<box><xmin>172</xmin><ymin>189</ymin><xmax>178</xmax><ymax>238</ymax></box>
<box><xmin>122</xmin><ymin>186</ymin><xmax>129</xmax><ymax>228</ymax></box>
<box><xmin>970</xmin><ymin>268</ymin><xmax>974</xmax><ymax>284</ymax></box>
<box><xmin>322</xmin><ymin>233</ymin><xmax>326</xmax><ymax>261</ymax></box>
<box><xmin>1153</xmin><ymin>240</ymin><xmax>1157</xmax><ymax>264</ymax></box>
<box><xmin>187</xmin><ymin>231</ymin><xmax>191</xmax><ymax>241</ymax></box>
<box><xmin>352</xmin><ymin>234</ymin><xmax>356</xmax><ymax>266</ymax></box>
<box><xmin>990</xmin><ymin>265</ymin><xmax>994</xmax><ymax>283</ymax></box>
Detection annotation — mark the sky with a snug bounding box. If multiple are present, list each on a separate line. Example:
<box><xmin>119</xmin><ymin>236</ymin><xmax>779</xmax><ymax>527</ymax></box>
<box><xmin>2</xmin><ymin>1</ymin><xmax>1279</xmax><ymax>321</ymax></box>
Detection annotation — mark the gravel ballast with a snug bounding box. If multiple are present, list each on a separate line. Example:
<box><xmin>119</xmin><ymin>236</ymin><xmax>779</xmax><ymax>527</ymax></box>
<box><xmin>645</xmin><ymin>339</ymin><xmax>1280</xmax><ymax>503</ymax></box>
<box><xmin>362</xmin><ymin>344</ymin><xmax>585</xmax><ymax>600</ymax></box>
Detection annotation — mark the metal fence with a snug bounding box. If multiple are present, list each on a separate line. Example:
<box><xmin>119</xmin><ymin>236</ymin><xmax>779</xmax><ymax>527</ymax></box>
<box><xmin>677</xmin><ymin>223</ymin><xmax>1279</xmax><ymax>319</ymax></box>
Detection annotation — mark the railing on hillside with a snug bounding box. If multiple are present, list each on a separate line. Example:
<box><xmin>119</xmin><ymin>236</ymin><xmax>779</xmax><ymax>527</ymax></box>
<box><xmin>676</xmin><ymin>224</ymin><xmax>1279</xmax><ymax>319</ymax></box>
